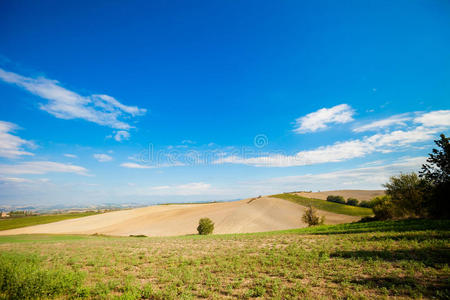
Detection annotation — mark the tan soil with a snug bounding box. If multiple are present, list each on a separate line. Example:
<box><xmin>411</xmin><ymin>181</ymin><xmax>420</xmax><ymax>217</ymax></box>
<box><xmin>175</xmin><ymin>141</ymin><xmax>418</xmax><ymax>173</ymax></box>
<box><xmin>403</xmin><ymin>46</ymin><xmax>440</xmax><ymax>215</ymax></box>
<box><xmin>0</xmin><ymin>197</ymin><xmax>358</xmax><ymax>236</ymax></box>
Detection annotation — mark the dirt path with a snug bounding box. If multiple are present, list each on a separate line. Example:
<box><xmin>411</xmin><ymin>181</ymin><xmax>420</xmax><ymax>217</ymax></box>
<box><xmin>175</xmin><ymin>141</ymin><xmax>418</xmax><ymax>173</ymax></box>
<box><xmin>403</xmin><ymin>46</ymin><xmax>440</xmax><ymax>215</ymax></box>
<box><xmin>0</xmin><ymin>197</ymin><xmax>359</xmax><ymax>236</ymax></box>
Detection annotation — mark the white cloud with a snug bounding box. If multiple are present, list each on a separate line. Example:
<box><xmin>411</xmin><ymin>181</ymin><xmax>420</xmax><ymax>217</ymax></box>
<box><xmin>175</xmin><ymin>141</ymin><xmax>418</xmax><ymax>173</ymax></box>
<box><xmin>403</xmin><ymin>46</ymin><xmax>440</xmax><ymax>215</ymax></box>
<box><xmin>63</xmin><ymin>154</ymin><xmax>77</xmax><ymax>158</ymax></box>
<box><xmin>0</xmin><ymin>177</ymin><xmax>33</xmax><ymax>183</ymax></box>
<box><xmin>215</xmin><ymin>111</ymin><xmax>448</xmax><ymax>167</ymax></box>
<box><xmin>120</xmin><ymin>162</ymin><xmax>152</xmax><ymax>169</ymax></box>
<box><xmin>0</xmin><ymin>121</ymin><xmax>34</xmax><ymax>159</ymax></box>
<box><xmin>0</xmin><ymin>68</ymin><xmax>146</xmax><ymax>130</ymax></box>
<box><xmin>135</xmin><ymin>182</ymin><xmax>214</xmax><ymax>196</ymax></box>
<box><xmin>353</xmin><ymin>113</ymin><xmax>412</xmax><ymax>132</ymax></box>
<box><xmin>114</xmin><ymin>130</ymin><xmax>130</xmax><ymax>142</ymax></box>
<box><xmin>414</xmin><ymin>110</ymin><xmax>450</xmax><ymax>127</ymax></box>
<box><xmin>120</xmin><ymin>161</ymin><xmax>185</xmax><ymax>169</ymax></box>
<box><xmin>0</xmin><ymin>161</ymin><xmax>88</xmax><ymax>175</ymax></box>
<box><xmin>245</xmin><ymin>157</ymin><xmax>426</xmax><ymax>192</ymax></box>
<box><xmin>93</xmin><ymin>154</ymin><xmax>112</xmax><ymax>162</ymax></box>
<box><xmin>294</xmin><ymin>104</ymin><xmax>354</xmax><ymax>134</ymax></box>
<box><xmin>181</xmin><ymin>139</ymin><xmax>195</xmax><ymax>144</ymax></box>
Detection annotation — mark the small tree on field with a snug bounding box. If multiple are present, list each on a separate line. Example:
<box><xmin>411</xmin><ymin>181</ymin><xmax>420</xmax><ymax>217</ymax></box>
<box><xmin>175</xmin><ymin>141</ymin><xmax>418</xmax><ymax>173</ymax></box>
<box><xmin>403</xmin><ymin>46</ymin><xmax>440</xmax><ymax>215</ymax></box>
<box><xmin>197</xmin><ymin>218</ymin><xmax>214</xmax><ymax>235</ymax></box>
<box><xmin>302</xmin><ymin>205</ymin><xmax>325</xmax><ymax>226</ymax></box>
<box><xmin>346</xmin><ymin>198</ymin><xmax>359</xmax><ymax>206</ymax></box>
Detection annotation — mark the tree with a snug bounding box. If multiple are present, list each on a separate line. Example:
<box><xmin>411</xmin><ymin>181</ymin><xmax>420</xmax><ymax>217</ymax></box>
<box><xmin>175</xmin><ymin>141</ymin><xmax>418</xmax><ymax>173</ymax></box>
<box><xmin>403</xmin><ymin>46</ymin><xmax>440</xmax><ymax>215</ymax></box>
<box><xmin>346</xmin><ymin>198</ymin><xmax>359</xmax><ymax>206</ymax></box>
<box><xmin>420</xmin><ymin>134</ymin><xmax>450</xmax><ymax>184</ymax></box>
<box><xmin>326</xmin><ymin>195</ymin><xmax>346</xmax><ymax>204</ymax></box>
<box><xmin>371</xmin><ymin>195</ymin><xmax>397</xmax><ymax>220</ymax></box>
<box><xmin>302</xmin><ymin>205</ymin><xmax>325</xmax><ymax>226</ymax></box>
<box><xmin>197</xmin><ymin>218</ymin><xmax>214</xmax><ymax>235</ymax></box>
<box><xmin>383</xmin><ymin>173</ymin><xmax>428</xmax><ymax>218</ymax></box>
<box><xmin>420</xmin><ymin>134</ymin><xmax>450</xmax><ymax>218</ymax></box>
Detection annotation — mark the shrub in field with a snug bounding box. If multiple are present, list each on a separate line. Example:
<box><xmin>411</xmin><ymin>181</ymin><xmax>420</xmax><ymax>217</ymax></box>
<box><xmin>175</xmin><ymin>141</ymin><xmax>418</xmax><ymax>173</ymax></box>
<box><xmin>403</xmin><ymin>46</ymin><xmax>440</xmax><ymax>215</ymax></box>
<box><xmin>197</xmin><ymin>218</ymin><xmax>214</xmax><ymax>235</ymax></box>
<box><xmin>326</xmin><ymin>195</ymin><xmax>346</xmax><ymax>204</ymax></box>
<box><xmin>346</xmin><ymin>198</ymin><xmax>359</xmax><ymax>206</ymax></box>
<box><xmin>302</xmin><ymin>205</ymin><xmax>325</xmax><ymax>226</ymax></box>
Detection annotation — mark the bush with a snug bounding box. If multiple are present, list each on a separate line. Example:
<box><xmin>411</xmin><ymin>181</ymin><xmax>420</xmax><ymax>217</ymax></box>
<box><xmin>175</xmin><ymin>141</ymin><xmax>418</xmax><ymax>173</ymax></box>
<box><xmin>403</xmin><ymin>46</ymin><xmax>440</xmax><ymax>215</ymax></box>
<box><xmin>302</xmin><ymin>206</ymin><xmax>325</xmax><ymax>226</ymax></box>
<box><xmin>197</xmin><ymin>218</ymin><xmax>214</xmax><ymax>235</ymax></box>
<box><xmin>326</xmin><ymin>195</ymin><xmax>346</xmax><ymax>204</ymax></box>
<box><xmin>346</xmin><ymin>198</ymin><xmax>359</xmax><ymax>206</ymax></box>
<box><xmin>359</xmin><ymin>200</ymin><xmax>373</xmax><ymax>208</ymax></box>
<box><xmin>371</xmin><ymin>195</ymin><xmax>397</xmax><ymax>220</ymax></box>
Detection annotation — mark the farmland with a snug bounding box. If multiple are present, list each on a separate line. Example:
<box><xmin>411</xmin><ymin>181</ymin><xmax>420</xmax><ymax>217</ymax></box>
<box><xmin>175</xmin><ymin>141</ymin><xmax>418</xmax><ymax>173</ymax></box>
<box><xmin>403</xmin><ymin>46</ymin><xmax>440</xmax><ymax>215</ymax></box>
<box><xmin>0</xmin><ymin>211</ymin><xmax>101</xmax><ymax>231</ymax></box>
<box><xmin>0</xmin><ymin>219</ymin><xmax>448</xmax><ymax>299</ymax></box>
<box><xmin>272</xmin><ymin>193</ymin><xmax>373</xmax><ymax>216</ymax></box>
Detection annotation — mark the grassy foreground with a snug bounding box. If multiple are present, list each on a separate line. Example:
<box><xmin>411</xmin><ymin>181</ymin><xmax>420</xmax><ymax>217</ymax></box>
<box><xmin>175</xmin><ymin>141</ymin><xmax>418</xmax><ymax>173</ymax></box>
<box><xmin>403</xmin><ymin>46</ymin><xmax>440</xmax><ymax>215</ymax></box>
<box><xmin>0</xmin><ymin>211</ymin><xmax>101</xmax><ymax>231</ymax></box>
<box><xmin>273</xmin><ymin>193</ymin><xmax>373</xmax><ymax>216</ymax></box>
<box><xmin>0</xmin><ymin>219</ymin><xmax>448</xmax><ymax>299</ymax></box>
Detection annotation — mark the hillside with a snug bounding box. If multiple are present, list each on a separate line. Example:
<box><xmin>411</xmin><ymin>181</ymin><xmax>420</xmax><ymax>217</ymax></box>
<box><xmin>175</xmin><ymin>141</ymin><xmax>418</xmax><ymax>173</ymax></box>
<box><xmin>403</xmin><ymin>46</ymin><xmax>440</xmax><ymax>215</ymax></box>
<box><xmin>295</xmin><ymin>189</ymin><xmax>385</xmax><ymax>201</ymax></box>
<box><xmin>0</xmin><ymin>197</ymin><xmax>359</xmax><ymax>236</ymax></box>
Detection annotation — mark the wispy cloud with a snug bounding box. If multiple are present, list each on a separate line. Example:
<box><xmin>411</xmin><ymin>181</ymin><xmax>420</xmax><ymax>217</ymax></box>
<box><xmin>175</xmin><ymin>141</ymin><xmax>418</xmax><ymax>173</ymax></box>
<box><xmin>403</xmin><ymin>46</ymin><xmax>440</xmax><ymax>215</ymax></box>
<box><xmin>0</xmin><ymin>161</ymin><xmax>88</xmax><ymax>175</ymax></box>
<box><xmin>93</xmin><ymin>154</ymin><xmax>112</xmax><ymax>162</ymax></box>
<box><xmin>181</xmin><ymin>139</ymin><xmax>195</xmax><ymax>144</ymax></box>
<box><xmin>120</xmin><ymin>162</ymin><xmax>153</xmax><ymax>169</ymax></box>
<box><xmin>293</xmin><ymin>104</ymin><xmax>354</xmax><ymax>134</ymax></box>
<box><xmin>63</xmin><ymin>153</ymin><xmax>77</xmax><ymax>158</ymax></box>
<box><xmin>0</xmin><ymin>68</ymin><xmax>146</xmax><ymax>130</ymax></box>
<box><xmin>0</xmin><ymin>177</ymin><xmax>33</xmax><ymax>184</ymax></box>
<box><xmin>120</xmin><ymin>161</ymin><xmax>186</xmax><ymax>169</ymax></box>
<box><xmin>353</xmin><ymin>113</ymin><xmax>412</xmax><ymax>132</ymax></box>
<box><xmin>244</xmin><ymin>157</ymin><xmax>426</xmax><ymax>192</ymax></box>
<box><xmin>134</xmin><ymin>182</ymin><xmax>214</xmax><ymax>196</ymax></box>
<box><xmin>0</xmin><ymin>120</ymin><xmax>34</xmax><ymax>159</ymax></box>
<box><xmin>114</xmin><ymin>130</ymin><xmax>130</xmax><ymax>142</ymax></box>
<box><xmin>216</xmin><ymin>110</ymin><xmax>450</xmax><ymax>167</ymax></box>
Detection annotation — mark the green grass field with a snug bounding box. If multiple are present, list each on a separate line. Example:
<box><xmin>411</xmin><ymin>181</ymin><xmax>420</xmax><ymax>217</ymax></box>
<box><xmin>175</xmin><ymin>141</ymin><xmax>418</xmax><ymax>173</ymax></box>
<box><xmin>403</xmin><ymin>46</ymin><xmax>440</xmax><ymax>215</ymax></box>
<box><xmin>0</xmin><ymin>219</ymin><xmax>448</xmax><ymax>299</ymax></box>
<box><xmin>272</xmin><ymin>193</ymin><xmax>373</xmax><ymax>216</ymax></box>
<box><xmin>0</xmin><ymin>211</ymin><xmax>101</xmax><ymax>231</ymax></box>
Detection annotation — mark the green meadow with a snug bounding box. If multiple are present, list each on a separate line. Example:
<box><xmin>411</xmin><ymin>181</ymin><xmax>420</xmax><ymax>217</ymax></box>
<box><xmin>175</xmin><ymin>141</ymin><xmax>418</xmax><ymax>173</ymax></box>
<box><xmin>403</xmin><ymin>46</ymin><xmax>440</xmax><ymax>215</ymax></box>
<box><xmin>0</xmin><ymin>219</ymin><xmax>448</xmax><ymax>299</ymax></box>
<box><xmin>272</xmin><ymin>193</ymin><xmax>373</xmax><ymax>216</ymax></box>
<box><xmin>0</xmin><ymin>211</ymin><xmax>100</xmax><ymax>231</ymax></box>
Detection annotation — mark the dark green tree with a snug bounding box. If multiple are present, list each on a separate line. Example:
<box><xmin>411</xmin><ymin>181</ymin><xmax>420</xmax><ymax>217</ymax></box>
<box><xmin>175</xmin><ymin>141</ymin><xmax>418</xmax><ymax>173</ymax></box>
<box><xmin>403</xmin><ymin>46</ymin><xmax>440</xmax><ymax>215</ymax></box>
<box><xmin>419</xmin><ymin>134</ymin><xmax>450</xmax><ymax>218</ymax></box>
<box><xmin>346</xmin><ymin>198</ymin><xmax>359</xmax><ymax>206</ymax></box>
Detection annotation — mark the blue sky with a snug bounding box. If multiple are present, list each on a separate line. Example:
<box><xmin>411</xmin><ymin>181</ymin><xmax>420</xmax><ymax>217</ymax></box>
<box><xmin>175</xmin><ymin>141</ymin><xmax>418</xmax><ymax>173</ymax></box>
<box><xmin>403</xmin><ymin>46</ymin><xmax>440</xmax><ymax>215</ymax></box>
<box><xmin>0</xmin><ymin>0</ymin><xmax>449</xmax><ymax>207</ymax></box>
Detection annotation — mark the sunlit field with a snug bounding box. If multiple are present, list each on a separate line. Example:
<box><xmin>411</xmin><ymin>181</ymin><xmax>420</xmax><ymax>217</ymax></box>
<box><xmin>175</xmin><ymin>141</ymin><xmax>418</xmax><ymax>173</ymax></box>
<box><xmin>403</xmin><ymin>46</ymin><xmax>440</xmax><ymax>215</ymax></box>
<box><xmin>272</xmin><ymin>193</ymin><xmax>373</xmax><ymax>217</ymax></box>
<box><xmin>0</xmin><ymin>219</ymin><xmax>448</xmax><ymax>299</ymax></box>
<box><xmin>0</xmin><ymin>212</ymin><xmax>101</xmax><ymax>231</ymax></box>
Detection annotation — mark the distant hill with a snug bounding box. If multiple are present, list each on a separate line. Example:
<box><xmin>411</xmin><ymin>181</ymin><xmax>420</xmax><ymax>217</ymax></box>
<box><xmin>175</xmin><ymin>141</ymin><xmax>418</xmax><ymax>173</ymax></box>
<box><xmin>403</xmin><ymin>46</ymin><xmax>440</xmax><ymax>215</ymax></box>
<box><xmin>0</xmin><ymin>196</ymin><xmax>359</xmax><ymax>237</ymax></box>
<box><xmin>294</xmin><ymin>190</ymin><xmax>385</xmax><ymax>201</ymax></box>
